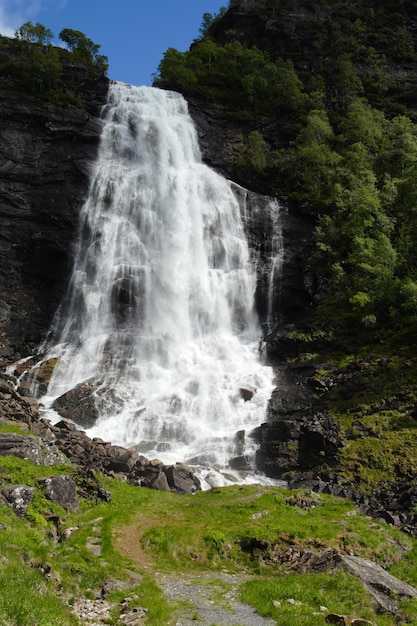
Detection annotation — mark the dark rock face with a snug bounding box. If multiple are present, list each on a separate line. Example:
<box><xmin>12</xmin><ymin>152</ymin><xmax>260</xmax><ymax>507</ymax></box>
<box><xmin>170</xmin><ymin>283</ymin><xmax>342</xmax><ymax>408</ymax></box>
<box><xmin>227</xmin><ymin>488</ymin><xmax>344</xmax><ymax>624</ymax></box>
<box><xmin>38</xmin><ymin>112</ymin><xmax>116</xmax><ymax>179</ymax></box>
<box><xmin>0</xmin><ymin>42</ymin><xmax>109</xmax><ymax>362</ymax></box>
<box><xmin>231</xmin><ymin>183</ymin><xmax>315</xmax><ymax>329</ymax></box>
<box><xmin>255</xmin><ymin>360</ymin><xmax>344</xmax><ymax>477</ymax></box>
<box><xmin>188</xmin><ymin>97</ymin><xmax>316</xmax><ymax>332</ymax></box>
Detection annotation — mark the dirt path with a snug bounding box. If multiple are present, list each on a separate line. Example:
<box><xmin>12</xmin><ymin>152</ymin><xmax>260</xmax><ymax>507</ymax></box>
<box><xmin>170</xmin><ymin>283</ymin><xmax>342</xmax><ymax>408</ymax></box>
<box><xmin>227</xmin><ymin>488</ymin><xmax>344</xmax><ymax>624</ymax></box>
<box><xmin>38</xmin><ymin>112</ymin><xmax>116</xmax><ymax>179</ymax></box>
<box><xmin>114</xmin><ymin>516</ymin><xmax>156</xmax><ymax>572</ymax></box>
<box><xmin>114</xmin><ymin>517</ymin><xmax>276</xmax><ymax>625</ymax></box>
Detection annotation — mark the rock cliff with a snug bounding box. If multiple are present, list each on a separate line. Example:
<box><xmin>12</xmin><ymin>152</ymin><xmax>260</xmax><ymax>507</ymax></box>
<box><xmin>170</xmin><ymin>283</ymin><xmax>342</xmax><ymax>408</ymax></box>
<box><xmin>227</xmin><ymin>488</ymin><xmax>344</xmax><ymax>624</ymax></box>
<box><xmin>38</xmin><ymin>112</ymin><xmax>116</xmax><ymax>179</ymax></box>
<box><xmin>0</xmin><ymin>39</ymin><xmax>109</xmax><ymax>362</ymax></box>
<box><xmin>1</xmin><ymin>0</ymin><xmax>417</xmax><ymax>521</ymax></box>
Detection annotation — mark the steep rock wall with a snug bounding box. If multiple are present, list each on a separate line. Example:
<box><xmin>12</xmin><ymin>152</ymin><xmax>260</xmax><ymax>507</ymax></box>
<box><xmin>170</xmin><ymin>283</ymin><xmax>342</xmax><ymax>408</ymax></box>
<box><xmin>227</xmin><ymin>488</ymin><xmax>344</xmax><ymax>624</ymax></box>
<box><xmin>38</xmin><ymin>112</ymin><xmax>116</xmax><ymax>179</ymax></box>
<box><xmin>0</xmin><ymin>43</ymin><xmax>109</xmax><ymax>361</ymax></box>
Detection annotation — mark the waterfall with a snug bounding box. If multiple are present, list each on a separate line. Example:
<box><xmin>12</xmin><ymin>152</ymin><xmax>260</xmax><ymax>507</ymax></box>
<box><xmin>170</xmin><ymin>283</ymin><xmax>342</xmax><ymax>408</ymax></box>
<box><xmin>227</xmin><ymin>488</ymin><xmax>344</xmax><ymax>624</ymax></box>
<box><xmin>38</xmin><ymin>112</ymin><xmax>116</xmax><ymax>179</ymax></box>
<box><xmin>266</xmin><ymin>200</ymin><xmax>284</xmax><ymax>332</ymax></box>
<box><xmin>41</xmin><ymin>82</ymin><xmax>279</xmax><ymax>482</ymax></box>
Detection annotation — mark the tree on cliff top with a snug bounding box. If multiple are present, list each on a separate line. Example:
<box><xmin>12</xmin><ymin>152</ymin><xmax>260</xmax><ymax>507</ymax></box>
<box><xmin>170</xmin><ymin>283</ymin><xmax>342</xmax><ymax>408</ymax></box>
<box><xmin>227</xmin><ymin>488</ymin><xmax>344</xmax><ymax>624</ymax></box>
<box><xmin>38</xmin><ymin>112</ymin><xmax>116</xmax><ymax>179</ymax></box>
<box><xmin>15</xmin><ymin>22</ymin><xmax>54</xmax><ymax>45</ymax></box>
<box><xmin>59</xmin><ymin>28</ymin><xmax>108</xmax><ymax>74</ymax></box>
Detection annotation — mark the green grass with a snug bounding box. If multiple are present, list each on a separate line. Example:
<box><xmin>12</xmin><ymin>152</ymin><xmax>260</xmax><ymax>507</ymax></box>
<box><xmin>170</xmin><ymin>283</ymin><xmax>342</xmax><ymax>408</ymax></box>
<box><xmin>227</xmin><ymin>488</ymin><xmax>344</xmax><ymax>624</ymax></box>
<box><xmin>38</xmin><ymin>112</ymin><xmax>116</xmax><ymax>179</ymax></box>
<box><xmin>239</xmin><ymin>573</ymin><xmax>395</xmax><ymax>626</ymax></box>
<box><xmin>137</xmin><ymin>485</ymin><xmax>412</xmax><ymax>573</ymax></box>
<box><xmin>1</xmin><ymin>450</ymin><xmax>417</xmax><ymax>625</ymax></box>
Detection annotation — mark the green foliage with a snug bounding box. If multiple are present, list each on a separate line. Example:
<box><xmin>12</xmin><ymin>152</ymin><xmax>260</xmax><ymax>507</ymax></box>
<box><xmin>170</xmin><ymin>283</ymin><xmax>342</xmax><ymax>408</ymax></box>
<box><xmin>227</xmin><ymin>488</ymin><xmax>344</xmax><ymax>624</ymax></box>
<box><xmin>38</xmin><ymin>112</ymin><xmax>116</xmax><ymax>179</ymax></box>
<box><xmin>4</xmin><ymin>22</ymin><xmax>107</xmax><ymax>104</ymax></box>
<box><xmin>154</xmin><ymin>0</ymin><xmax>417</xmax><ymax>339</ymax></box>
<box><xmin>15</xmin><ymin>21</ymin><xmax>54</xmax><ymax>45</ymax></box>
<box><xmin>155</xmin><ymin>39</ymin><xmax>306</xmax><ymax>120</ymax></box>
<box><xmin>236</xmin><ymin>130</ymin><xmax>268</xmax><ymax>181</ymax></box>
<box><xmin>1</xmin><ymin>448</ymin><xmax>417</xmax><ymax>625</ymax></box>
<box><xmin>59</xmin><ymin>28</ymin><xmax>108</xmax><ymax>73</ymax></box>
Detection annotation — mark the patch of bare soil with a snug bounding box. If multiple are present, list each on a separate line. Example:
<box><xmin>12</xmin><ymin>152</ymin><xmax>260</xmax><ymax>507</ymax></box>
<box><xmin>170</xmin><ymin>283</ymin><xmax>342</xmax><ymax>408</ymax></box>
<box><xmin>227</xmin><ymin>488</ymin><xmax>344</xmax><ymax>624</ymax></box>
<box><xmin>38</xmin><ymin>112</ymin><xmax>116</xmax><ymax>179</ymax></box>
<box><xmin>114</xmin><ymin>514</ymin><xmax>157</xmax><ymax>572</ymax></box>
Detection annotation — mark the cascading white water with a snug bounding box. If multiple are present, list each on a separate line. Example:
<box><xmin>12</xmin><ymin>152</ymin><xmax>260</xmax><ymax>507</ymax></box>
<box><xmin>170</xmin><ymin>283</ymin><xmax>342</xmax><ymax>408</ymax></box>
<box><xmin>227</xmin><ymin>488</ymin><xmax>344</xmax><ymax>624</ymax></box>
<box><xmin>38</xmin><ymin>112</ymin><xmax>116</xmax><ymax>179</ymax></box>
<box><xmin>41</xmin><ymin>82</ymin><xmax>278</xmax><ymax>482</ymax></box>
<box><xmin>266</xmin><ymin>200</ymin><xmax>284</xmax><ymax>332</ymax></box>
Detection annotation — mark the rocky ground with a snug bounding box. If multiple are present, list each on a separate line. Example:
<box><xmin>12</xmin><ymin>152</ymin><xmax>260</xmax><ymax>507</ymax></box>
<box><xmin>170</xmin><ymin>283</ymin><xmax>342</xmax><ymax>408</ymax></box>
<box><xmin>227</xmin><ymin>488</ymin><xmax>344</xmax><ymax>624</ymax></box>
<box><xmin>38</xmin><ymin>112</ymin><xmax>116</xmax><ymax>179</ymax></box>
<box><xmin>2</xmin><ymin>373</ymin><xmax>417</xmax><ymax>625</ymax></box>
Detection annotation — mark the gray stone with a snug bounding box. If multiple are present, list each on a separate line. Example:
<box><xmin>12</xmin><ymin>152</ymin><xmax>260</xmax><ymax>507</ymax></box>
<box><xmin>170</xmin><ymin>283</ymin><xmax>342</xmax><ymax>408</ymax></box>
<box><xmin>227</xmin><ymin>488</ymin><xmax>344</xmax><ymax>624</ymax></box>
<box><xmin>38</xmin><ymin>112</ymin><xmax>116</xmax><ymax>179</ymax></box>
<box><xmin>41</xmin><ymin>475</ymin><xmax>79</xmax><ymax>511</ymax></box>
<box><xmin>0</xmin><ymin>432</ymin><xmax>66</xmax><ymax>466</ymax></box>
<box><xmin>240</xmin><ymin>385</ymin><xmax>256</xmax><ymax>401</ymax></box>
<box><xmin>1</xmin><ymin>484</ymin><xmax>34</xmax><ymax>517</ymax></box>
<box><xmin>338</xmin><ymin>554</ymin><xmax>417</xmax><ymax>614</ymax></box>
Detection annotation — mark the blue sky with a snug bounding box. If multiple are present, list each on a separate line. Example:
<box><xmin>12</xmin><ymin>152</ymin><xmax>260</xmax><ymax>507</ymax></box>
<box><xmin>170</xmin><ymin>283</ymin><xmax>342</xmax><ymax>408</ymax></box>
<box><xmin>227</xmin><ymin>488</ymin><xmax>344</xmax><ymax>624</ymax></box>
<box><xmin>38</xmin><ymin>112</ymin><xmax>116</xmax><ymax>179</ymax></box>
<box><xmin>0</xmin><ymin>0</ymin><xmax>227</xmax><ymax>86</ymax></box>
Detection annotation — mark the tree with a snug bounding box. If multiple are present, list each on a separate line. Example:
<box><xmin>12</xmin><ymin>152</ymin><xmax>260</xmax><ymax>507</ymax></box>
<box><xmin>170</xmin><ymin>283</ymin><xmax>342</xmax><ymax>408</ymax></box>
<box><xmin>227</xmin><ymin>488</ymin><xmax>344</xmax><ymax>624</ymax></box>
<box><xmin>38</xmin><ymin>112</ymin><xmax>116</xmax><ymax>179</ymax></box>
<box><xmin>236</xmin><ymin>131</ymin><xmax>268</xmax><ymax>175</ymax></box>
<box><xmin>15</xmin><ymin>22</ymin><xmax>54</xmax><ymax>45</ymax></box>
<box><xmin>155</xmin><ymin>48</ymin><xmax>197</xmax><ymax>93</ymax></box>
<box><xmin>340</xmin><ymin>98</ymin><xmax>385</xmax><ymax>151</ymax></box>
<box><xmin>13</xmin><ymin>21</ymin><xmax>61</xmax><ymax>96</ymax></box>
<box><xmin>291</xmin><ymin>109</ymin><xmax>341</xmax><ymax>205</ymax></box>
<box><xmin>59</xmin><ymin>29</ymin><xmax>108</xmax><ymax>73</ymax></box>
<box><xmin>199</xmin><ymin>6</ymin><xmax>228</xmax><ymax>37</ymax></box>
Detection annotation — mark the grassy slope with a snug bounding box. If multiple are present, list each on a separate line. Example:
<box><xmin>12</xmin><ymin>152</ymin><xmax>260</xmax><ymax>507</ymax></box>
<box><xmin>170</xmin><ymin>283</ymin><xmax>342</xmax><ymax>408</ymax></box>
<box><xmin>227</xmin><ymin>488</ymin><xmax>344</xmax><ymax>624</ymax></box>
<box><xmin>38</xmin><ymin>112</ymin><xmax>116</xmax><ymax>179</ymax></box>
<box><xmin>1</xmin><ymin>438</ymin><xmax>417</xmax><ymax>625</ymax></box>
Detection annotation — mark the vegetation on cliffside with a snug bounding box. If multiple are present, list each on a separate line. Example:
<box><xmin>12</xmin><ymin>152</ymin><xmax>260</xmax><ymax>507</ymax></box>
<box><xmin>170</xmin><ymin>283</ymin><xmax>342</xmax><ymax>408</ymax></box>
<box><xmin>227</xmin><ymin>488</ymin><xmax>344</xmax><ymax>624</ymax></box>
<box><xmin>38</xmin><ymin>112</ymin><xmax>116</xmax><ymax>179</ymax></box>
<box><xmin>154</xmin><ymin>0</ymin><xmax>417</xmax><ymax>340</ymax></box>
<box><xmin>0</xmin><ymin>23</ymin><xmax>108</xmax><ymax>105</ymax></box>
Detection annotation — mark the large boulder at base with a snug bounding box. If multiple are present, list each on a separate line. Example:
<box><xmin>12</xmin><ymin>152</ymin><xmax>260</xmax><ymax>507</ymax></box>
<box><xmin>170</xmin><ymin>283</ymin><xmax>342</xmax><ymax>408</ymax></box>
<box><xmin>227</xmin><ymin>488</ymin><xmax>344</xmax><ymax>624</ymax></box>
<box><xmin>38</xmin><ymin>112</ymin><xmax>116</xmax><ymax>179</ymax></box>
<box><xmin>163</xmin><ymin>463</ymin><xmax>201</xmax><ymax>494</ymax></box>
<box><xmin>52</xmin><ymin>383</ymin><xmax>99</xmax><ymax>428</ymax></box>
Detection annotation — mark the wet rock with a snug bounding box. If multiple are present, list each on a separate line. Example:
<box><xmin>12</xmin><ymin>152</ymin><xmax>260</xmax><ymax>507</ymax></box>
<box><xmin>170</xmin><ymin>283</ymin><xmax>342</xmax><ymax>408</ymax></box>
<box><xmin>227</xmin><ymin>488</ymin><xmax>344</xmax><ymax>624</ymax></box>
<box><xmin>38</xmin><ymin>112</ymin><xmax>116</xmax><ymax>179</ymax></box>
<box><xmin>229</xmin><ymin>455</ymin><xmax>252</xmax><ymax>471</ymax></box>
<box><xmin>52</xmin><ymin>383</ymin><xmax>100</xmax><ymax>428</ymax></box>
<box><xmin>163</xmin><ymin>463</ymin><xmax>201</xmax><ymax>494</ymax></box>
<box><xmin>256</xmin><ymin>412</ymin><xmax>342</xmax><ymax>476</ymax></box>
<box><xmin>17</xmin><ymin>357</ymin><xmax>58</xmax><ymax>397</ymax></box>
<box><xmin>240</xmin><ymin>385</ymin><xmax>256</xmax><ymax>401</ymax></box>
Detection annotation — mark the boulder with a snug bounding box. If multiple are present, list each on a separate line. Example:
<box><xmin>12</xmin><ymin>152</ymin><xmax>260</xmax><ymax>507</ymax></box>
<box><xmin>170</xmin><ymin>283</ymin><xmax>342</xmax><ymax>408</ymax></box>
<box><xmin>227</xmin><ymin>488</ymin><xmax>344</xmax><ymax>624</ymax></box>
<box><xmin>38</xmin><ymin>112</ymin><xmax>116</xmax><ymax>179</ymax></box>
<box><xmin>40</xmin><ymin>475</ymin><xmax>79</xmax><ymax>511</ymax></box>
<box><xmin>337</xmin><ymin>554</ymin><xmax>417</xmax><ymax>614</ymax></box>
<box><xmin>229</xmin><ymin>455</ymin><xmax>252</xmax><ymax>471</ymax></box>
<box><xmin>1</xmin><ymin>484</ymin><xmax>34</xmax><ymax>517</ymax></box>
<box><xmin>163</xmin><ymin>463</ymin><xmax>201</xmax><ymax>494</ymax></box>
<box><xmin>104</xmin><ymin>445</ymin><xmax>139</xmax><ymax>474</ymax></box>
<box><xmin>52</xmin><ymin>383</ymin><xmax>99</xmax><ymax>428</ymax></box>
<box><xmin>239</xmin><ymin>385</ymin><xmax>256</xmax><ymax>401</ymax></box>
<box><xmin>0</xmin><ymin>432</ymin><xmax>66</xmax><ymax>466</ymax></box>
